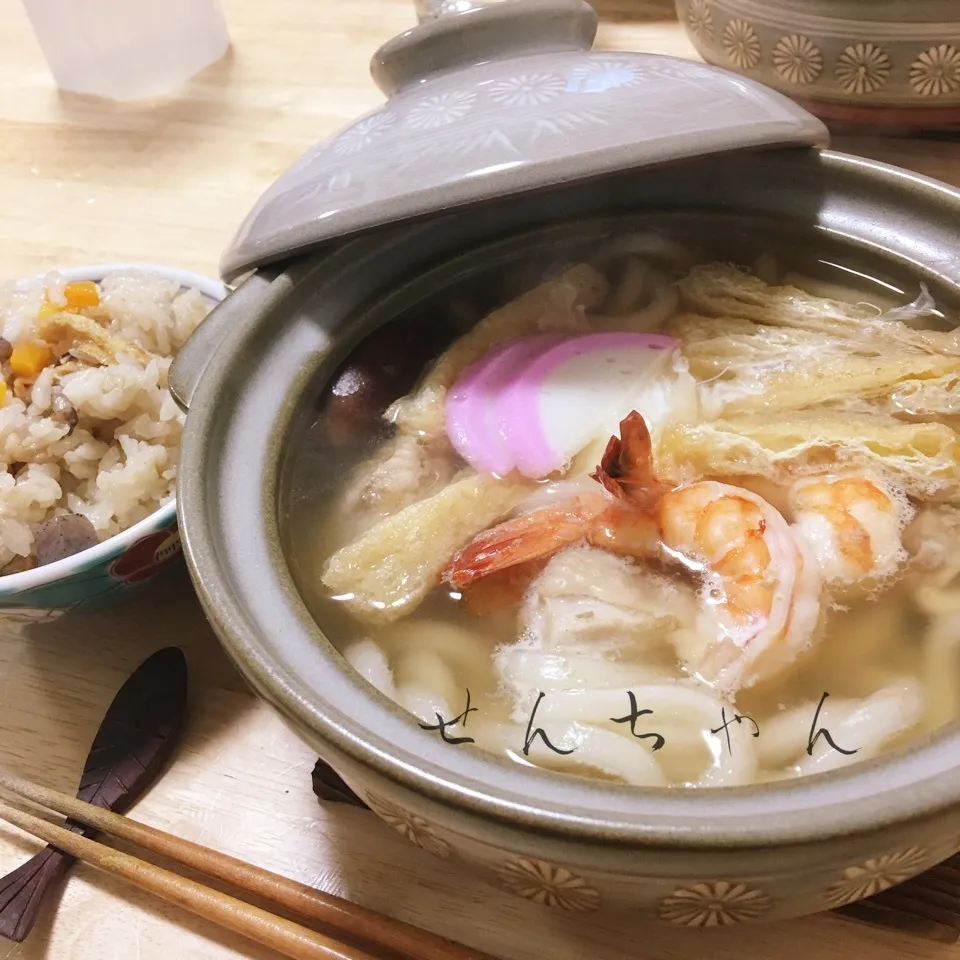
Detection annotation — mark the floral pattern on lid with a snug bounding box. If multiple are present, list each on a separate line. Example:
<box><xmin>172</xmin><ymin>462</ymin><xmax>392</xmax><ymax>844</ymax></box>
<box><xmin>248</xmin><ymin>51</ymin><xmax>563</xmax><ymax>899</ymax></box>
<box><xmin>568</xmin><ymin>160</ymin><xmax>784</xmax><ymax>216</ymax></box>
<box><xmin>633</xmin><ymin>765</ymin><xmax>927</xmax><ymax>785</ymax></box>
<box><xmin>220</xmin><ymin>0</ymin><xmax>826</xmax><ymax>281</ymax></box>
<box><xmin>332</xmin><ymin>113</ymin><xmax>397</xmax><ymax>156</ymax></box>
<box><xmin>566</xmin><ymin>59</ymin><xmax>648</xmax><ymax>92</ymax></box>
<box><xmin>404</xmin><ymin>90</ymin><xmax>478</xmax><ymax>128</ymax></box>
<box><xmin>489</xmin><ymin>73</ymin><xmax>568</xmax><ymax>107</ymax></box>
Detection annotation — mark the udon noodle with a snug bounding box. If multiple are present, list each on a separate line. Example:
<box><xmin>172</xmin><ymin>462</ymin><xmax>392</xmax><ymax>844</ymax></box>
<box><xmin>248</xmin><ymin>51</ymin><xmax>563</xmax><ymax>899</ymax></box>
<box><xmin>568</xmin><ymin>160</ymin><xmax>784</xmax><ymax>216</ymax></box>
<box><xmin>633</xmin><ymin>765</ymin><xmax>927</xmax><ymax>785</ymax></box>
<box><xmin>287</xmin><ymin>219</ymin><xmax>960</xmax><ymax>789</ymax></box>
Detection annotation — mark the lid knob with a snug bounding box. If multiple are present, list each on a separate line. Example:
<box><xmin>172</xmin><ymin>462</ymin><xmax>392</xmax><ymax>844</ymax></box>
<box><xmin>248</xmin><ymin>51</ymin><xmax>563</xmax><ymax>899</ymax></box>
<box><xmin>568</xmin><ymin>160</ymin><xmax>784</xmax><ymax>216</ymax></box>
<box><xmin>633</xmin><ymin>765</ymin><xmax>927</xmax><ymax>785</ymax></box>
<box><xmin>414</xmin><ymin>0</ymin><xmax>488</xmax><ymax>21</ymax></box>
<box><xmin>370</xmin><ymin>0</ymin><xmax>598</xmax><ymax>96</ymax></box>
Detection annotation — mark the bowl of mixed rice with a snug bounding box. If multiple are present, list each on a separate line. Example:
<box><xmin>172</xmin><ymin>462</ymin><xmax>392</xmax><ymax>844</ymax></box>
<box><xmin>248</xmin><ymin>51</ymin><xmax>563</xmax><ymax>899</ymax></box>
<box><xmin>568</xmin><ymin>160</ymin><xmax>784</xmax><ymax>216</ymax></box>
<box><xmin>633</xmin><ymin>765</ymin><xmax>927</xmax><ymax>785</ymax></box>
<box><xmin>0</xmin><ymin>263</ymin><xmax>226</xmax><ymax>622</ymax></box>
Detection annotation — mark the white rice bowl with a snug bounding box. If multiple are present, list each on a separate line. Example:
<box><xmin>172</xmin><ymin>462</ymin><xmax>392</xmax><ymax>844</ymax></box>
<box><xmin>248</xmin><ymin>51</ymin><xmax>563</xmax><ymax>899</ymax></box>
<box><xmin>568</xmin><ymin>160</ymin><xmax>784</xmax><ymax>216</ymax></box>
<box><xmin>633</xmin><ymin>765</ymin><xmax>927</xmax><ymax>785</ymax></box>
<box><xmin>0</xmin><ymin>265</ymin><xmax>224</xmax><ymax>576</ymax></box>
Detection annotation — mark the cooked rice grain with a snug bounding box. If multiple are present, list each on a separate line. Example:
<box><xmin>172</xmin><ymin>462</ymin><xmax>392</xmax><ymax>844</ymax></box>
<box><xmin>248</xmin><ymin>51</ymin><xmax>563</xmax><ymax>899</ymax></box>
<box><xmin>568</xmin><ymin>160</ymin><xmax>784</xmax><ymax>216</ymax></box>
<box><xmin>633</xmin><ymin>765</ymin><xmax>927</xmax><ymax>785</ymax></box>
<box><xmin>0</xmin><ymin>269</ymin><xmax>213</xmax><ymax>571</ymax></box>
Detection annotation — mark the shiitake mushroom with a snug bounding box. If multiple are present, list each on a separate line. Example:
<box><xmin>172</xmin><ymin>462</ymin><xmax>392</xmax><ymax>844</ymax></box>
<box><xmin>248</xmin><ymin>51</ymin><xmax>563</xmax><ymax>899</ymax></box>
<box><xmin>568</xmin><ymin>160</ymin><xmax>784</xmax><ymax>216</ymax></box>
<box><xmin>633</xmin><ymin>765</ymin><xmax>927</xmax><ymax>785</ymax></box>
<box><xmin>316</xmin><ymin>270</ymin><xmax>535</xmax><ymax>448</ymax></box>
<box><xmin>35</xmin><ymin>513</ymin><xmax>99</xmax><ymax>566</ymax></box>
<box><xmin>320</xmin><ymin>313</ymin><xmax>459</xmax><ymax>448</ymax></box>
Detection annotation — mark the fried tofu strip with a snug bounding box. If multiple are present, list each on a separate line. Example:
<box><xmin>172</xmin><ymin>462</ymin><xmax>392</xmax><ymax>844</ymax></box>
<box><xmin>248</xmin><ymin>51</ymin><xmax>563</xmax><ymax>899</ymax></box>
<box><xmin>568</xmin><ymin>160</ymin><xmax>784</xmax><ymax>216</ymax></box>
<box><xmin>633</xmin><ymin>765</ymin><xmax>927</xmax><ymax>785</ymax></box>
<box><xmin>670</xmin><ymin>312</ymin><xmax>960</xmax><ymax>417</ymax></box>
<box><xmin>385</xmin><ymin>264</ymin><xmax>609</xmax><ymax>437</ymax></box>
<box><xmin>658</xmin><ymin>412</ymin><xmax>960</xmax><ymax>501</ymax></box>
<box><xmin>887</xmin><ymin>373</ymin><xmax>960</xmax><ymax>418</ymax></box>
<box><xmin>678</xmin><ymin>262</ymin><xmax>960</xmax><ymax>355</ymax></box>
<box><xmin>322</xmin><ymin>472</ymin><xmax>531</xmax><ymax>624</ymax></box>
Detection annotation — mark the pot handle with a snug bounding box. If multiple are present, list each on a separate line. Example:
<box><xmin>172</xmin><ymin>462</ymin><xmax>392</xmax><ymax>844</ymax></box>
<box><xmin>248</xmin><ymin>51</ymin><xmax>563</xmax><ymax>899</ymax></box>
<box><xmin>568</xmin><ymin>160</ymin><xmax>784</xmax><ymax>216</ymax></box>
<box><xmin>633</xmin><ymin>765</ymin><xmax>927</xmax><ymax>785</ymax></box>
<box><xmin>170</xmin><ymin>269</ymin><xmax>281</xmax><ymax>412</ymax></box>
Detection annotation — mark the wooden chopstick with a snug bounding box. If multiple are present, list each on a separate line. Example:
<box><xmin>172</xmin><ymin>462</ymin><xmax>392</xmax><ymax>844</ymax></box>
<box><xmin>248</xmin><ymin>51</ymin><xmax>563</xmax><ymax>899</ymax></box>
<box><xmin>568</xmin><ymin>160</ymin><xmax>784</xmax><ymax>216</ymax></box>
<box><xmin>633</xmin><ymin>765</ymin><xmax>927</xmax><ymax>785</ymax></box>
<box><xmin>0</xmin><ymin>774</ymin><xmax>495</xmax><ymax>960</ymax></box>
<box><xmin>0</xmin><ymin>797</ymin><xmax>376</xmax><ymax>960</ymax></box>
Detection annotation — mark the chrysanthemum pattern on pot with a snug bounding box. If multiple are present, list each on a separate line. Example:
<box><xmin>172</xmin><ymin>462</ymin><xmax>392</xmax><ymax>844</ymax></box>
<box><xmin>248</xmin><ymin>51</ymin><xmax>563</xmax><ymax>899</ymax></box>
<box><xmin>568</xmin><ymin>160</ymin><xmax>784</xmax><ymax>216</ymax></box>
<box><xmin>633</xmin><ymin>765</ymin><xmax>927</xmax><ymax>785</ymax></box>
<box><xmin>721</xmin><ymin>19</ymin><xmax>761</xmax><ymax>71</ymax></box>
<box><xmin>835</xmin><ymin>43</ymin><xmax>891</xmax><ymax>96</ymax></box>
<box><xmin>364</xmin><ymin>792</ymin><xmax>451</xmax><ymax>859</ymax></box>
<box><xmin>685</xmin><ymin>0</ymin><xmax>713</xmax><ymax>43</ymax></box>
<box><xmin>325</xmin><ymin>776</ymin><xmax>960</xmax><ymax>924</ymax></box>
<box><xmin>657</xmin><ymin>880</ymin><xmax>772</xmax><ymax>927</ymax></box>
<box><xmin>676</xmin><ymin>0</ymin><xmax>960</xmax><ymax>108</ymax></box>
<box><xmin>910</xmin><ymin>45</ymin><xmax>960</xmax><ymax>98</ymax></box>
<box><xmin>823</xmin><ymin>847</ymin><xmax>929</xmax><ymax>907</ymax></box>
<box><xmin>495</xmin><ymin>857</ymin><xmax>602</xmax><ymax>912</ymax></box>
<box><xmin>772</xmin><ymin>35</ymin><xmax>823</xmax><ymax>87</ymax></box>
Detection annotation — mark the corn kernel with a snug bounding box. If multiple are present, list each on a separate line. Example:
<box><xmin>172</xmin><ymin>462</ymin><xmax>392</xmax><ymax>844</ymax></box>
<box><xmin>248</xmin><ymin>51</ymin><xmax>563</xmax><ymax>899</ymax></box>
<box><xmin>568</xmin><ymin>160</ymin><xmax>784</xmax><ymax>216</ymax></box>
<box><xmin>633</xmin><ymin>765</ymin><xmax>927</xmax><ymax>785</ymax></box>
<box><xmin>0</xmin><ymin>382</ymin><xmax>7</xmax><ymax>406</ymax></box>
<box><xmin>63</xmin><ymin>280</ymin><xmax>100</xmax><ymax>309</ymax></box>
<box><xmin>10</xmin><ymin>341</ymin><xmax>53</xmax><ymax>379</ymax></box>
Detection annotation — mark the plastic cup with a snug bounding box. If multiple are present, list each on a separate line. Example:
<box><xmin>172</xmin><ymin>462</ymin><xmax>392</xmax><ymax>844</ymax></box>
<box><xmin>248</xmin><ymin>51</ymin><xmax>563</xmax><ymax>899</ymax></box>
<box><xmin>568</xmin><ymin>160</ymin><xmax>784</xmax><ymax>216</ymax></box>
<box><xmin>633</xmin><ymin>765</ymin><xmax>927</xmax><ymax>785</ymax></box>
<box><xmin>20</xmin><ymin>0</ymin><xmax>230</xmax><ymax>101</ymax></box>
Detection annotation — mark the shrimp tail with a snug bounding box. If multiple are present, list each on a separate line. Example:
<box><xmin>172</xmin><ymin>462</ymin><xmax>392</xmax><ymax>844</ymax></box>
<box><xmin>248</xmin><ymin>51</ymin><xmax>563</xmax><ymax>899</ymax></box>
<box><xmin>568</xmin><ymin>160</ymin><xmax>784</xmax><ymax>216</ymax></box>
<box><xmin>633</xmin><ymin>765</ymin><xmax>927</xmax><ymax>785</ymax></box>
<box><xmin>590</xmin><ymin>410</ymin><xmax>668</xmax><ymax>509</ymax></box>
<box><xmin>447</xmin><ymin>414</ymin><xmax>667</xmax><ymax>590</ymax></box>
<box><xmin>441</xmin><ymin>499</ymin><xmax>602</xmax><ymax>588</ymax></box>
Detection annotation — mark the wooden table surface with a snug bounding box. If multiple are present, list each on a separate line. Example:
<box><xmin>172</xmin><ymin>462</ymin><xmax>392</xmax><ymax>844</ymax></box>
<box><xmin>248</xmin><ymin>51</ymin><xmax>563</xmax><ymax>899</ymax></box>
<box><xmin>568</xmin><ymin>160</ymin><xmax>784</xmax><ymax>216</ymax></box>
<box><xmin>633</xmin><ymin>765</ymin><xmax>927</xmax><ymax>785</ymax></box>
<box><xmin>1</xmin><ymin>0</ymin><xmax>959</xmax><ymax>957</ymax></box>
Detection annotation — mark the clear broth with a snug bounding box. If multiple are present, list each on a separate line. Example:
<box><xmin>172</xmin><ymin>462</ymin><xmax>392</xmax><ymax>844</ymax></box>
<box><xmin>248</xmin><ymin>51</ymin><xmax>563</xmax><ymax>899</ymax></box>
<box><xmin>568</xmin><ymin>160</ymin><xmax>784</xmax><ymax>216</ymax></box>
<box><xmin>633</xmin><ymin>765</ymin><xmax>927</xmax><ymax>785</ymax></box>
<box><xmin>284</xmin><ymin>214</ymin><xmax>960</xmax><ymax>789</ymax></box>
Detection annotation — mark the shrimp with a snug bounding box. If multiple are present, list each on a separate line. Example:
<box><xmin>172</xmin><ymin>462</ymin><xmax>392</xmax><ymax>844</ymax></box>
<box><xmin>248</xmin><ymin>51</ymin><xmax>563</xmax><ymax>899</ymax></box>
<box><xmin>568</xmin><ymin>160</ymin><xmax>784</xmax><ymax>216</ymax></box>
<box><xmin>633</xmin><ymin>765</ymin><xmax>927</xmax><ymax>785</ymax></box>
<box><xmin>442</xmin><ymin>492</ymin><xmax>659</xmax><ymax>589</ymax></box>
<box><xmin>661</xmin><ymin>480</ymin><xmax>821</xmax><ymax>692</ymax></box>
<box><xmin>444</xmin><ymin>412</ymin><xmax>822</xmax><ymax>692</ymax></box>
<box><xmin>789</xmin><ymin>475</ymin><xmax>913</xmax><ymax>588</ymax></box>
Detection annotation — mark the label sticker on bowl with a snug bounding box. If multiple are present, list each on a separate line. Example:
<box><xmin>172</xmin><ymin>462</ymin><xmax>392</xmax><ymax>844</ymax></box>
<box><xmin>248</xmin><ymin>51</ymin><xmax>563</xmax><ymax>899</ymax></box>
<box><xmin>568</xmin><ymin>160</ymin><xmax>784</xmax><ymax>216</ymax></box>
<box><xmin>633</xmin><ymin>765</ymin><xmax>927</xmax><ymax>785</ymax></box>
<box><xmin>109</xmin><ymin>528</ymin><xmax>182</xmax><ymax>584</ymax></box>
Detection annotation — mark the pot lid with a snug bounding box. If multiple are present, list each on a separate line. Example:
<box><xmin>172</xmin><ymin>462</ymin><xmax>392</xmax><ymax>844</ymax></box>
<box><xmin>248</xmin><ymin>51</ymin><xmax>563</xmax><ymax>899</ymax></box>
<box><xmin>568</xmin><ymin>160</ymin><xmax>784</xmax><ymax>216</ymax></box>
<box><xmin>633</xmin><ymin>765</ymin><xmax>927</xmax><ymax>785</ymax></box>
<box><xmin>220</xmin><ymin>0</ymin><xmax>829</xmax><ymax>282</ymax></box>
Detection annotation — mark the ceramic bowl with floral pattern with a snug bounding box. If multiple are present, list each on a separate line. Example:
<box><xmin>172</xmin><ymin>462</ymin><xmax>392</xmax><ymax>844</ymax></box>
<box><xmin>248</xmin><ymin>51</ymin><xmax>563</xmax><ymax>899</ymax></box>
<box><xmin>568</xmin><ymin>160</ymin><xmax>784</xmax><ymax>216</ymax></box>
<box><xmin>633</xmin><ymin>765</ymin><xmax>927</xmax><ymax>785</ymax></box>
<box><xmin>0</xmin><ymin>263</ymin><xmax>225</xmax><ymax>623</ymax></box>
<box><xmin>676</xmin><ymin>0</ymin><xmax>960</xmax><ymax>130</ymax></box>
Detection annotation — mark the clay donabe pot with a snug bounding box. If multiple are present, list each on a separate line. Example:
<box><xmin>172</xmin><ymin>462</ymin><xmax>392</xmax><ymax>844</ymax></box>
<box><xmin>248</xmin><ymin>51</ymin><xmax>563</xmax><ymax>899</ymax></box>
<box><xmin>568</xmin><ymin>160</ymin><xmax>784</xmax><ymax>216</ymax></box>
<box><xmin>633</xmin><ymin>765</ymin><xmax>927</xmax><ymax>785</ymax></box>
<box><xmin>169</xmin><ymin>0</ymin><xmax>960</xmax><ymax>923</ymax></box>
<box><xmin>675</xmin><ymin>0</ymin><xmax>960</xmax><ymax>131</ymax></box>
